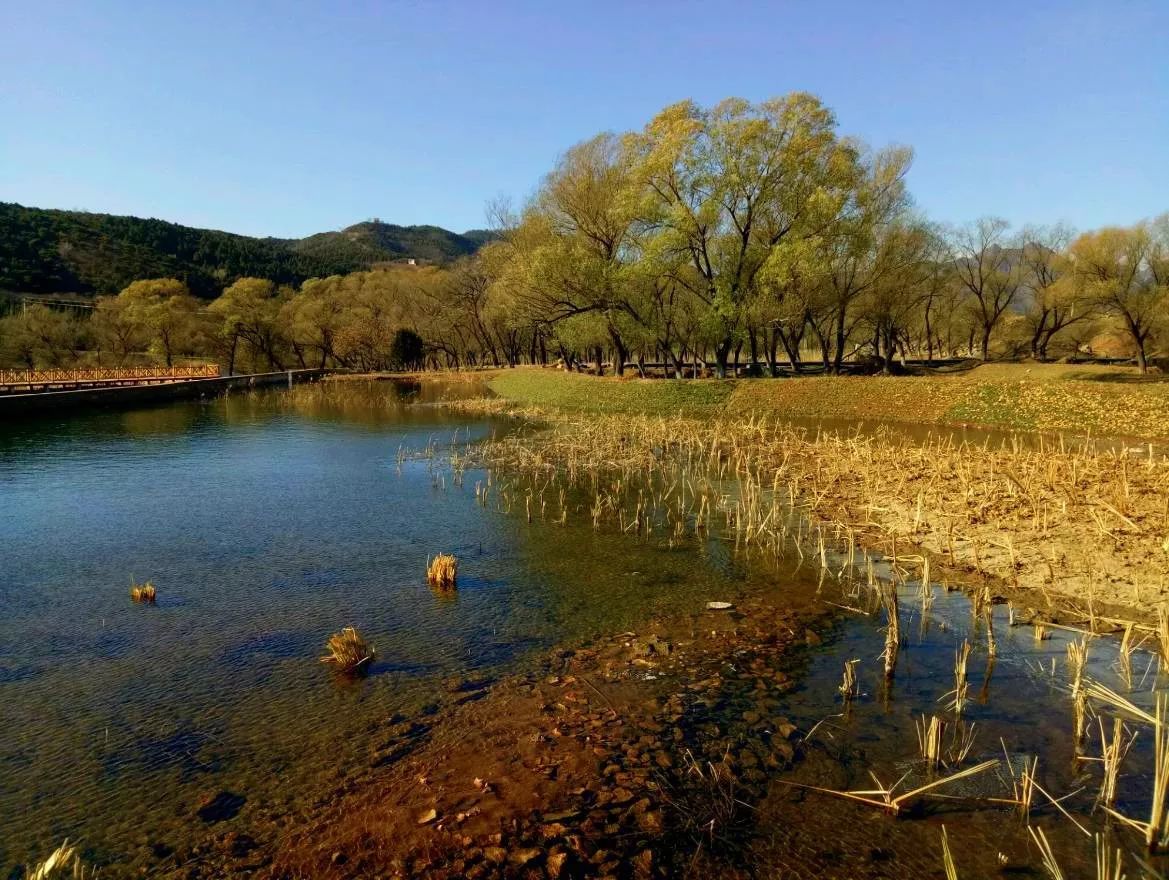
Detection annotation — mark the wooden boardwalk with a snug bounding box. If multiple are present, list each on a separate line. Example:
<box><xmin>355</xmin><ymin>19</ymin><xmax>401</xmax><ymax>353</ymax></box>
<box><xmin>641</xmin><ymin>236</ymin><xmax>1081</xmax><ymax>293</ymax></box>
<box><xmin>0</xmin><ymin>364</ymin><xmax>220</xmax><ymax>394</ymax></box>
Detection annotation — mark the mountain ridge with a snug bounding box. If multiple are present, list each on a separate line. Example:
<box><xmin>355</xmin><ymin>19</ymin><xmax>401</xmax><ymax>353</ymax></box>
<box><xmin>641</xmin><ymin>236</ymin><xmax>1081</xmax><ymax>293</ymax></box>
<box><xmin>0</xmin><ymin>202</ymin><xmax>495</xmax><ymax>297</ymax></box>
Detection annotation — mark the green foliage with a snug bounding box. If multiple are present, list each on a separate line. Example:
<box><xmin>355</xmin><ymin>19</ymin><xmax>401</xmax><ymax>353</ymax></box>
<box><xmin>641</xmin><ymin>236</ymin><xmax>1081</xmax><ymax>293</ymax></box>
<box><xmin>0</xmin><ymin>203</ymin><xmax>493</xmax><ymax>298</ymax></box>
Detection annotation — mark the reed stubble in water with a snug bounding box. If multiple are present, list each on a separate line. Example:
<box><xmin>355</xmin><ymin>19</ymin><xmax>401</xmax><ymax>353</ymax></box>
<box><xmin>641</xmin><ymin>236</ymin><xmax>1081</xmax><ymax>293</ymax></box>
<box><xmin>427</xmin><ymin>554</ymin><xmax>458</xmax><ymax>590</ymax></box>
<box><xmin>321</xmin><ymin>627</ymin><xmax>376</xmax><ymax>673</ymax></box>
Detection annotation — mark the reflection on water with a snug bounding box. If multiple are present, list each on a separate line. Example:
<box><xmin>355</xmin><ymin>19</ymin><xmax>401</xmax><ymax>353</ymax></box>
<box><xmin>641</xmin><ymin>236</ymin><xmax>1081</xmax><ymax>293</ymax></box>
<box><xmin>3</xmin><ymin>379</ymin><xmax>1165</xmax><ymax>876</ymax></box>
<box><xmin>0</xmin><ymin>381</ymin><xmax>773</xmax><ymax>875</ymax></box>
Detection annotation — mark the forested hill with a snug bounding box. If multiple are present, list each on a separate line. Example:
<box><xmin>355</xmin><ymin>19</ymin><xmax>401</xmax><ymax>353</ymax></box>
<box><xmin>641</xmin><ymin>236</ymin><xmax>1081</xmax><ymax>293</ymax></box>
<box><xmin>0</xmin><ymin>202</ymin><xmax>495</xmax><ymax>297</ymax></box>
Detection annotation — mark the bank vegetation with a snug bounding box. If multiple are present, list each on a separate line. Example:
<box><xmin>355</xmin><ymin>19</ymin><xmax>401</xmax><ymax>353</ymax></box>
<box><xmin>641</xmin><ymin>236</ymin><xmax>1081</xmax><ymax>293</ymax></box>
<box><xmin>3</xmin><ymin>94</ymin><xmax>1167</xmax><ymax>377</ymax></box>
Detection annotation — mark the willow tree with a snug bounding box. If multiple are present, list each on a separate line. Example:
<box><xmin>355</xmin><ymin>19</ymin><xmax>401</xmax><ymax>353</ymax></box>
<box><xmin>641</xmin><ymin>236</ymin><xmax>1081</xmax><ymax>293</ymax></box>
<box><xmin>1018</xmin><ymin>225</ymin><xmax>1094</xmax><ymax>361</ymax></box>
<box><xmin>630</xmin><ymin>94</ymin><xmax>852</xmax><ymax>377</ymax></box>
<box><xmin>208</xmin><ymin>277</ymin><xmax>289</xmax><ymax>373</ymax></box>
<box><xmin>856</xmin><ymin>221</ymin><xmax>936</xmax><ymax>369</ymax></box>
<box><xmin>800</xmin><ymin>144</ymin><xmax>915</xmax><ymax>371</ymax></box>
<box><xmin>507</xmin><ymin>132</ymin><xmax>641</xmax><ymax>374</ymax></box>
<box><xmin>281</xmin><ymin>275</ymin><xmax>347</xmax><ymax>368</ymax></box>
<box><xmin>113</xmin><ymin>278</ymin><xmax>201</xmax><ymax>366</ymax></box>
<box><xmin>1068</xmin><ymin>221</ymin><xmax>1167</xmax><ymax>372</ymax></box>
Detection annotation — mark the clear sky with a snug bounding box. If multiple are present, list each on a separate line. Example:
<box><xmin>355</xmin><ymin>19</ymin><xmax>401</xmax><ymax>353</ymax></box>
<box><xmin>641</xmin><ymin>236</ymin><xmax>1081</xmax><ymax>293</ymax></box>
<box><xmin>2</xmin><ymin>0</ymin><xmax>1166</xmax><ymax>238</ymax></box>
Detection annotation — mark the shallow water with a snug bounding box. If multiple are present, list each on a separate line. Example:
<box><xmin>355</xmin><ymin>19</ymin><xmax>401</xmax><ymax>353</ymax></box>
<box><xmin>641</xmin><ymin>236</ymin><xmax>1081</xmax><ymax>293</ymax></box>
<box><xmin>769</xmin><ymin>564</ymin><xmax>1169</xmax><ymax>874</ymax></box>
<box><xmin>0</xmin><ymin>382</ymin><xmax>769</xmax><ymax>874</ymax></box>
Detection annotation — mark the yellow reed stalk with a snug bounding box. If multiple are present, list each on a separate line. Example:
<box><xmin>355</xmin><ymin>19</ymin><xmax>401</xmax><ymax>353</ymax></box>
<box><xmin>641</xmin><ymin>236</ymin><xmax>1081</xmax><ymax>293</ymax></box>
<box><xmin>1094</xmin><ymin>833</ymin><xmax>1125</xmax><ymax>880</ymax></box>
<box><xmin>881</xmin><ymin>586</ymin><xmax>900</xmax><ymax>679</ymax></box>
<box><xmin>916</xmin><ymin>714</ymin><xmax>945</xmax><ymax>771</ymax></box>
<box><xmin>839</xmin><ymin>658</ymin><xmax>860</xmax><ymax>700</ymax></box>
<box><xmin>944</xmin><ymin>640</ymin><xmax>972</xmax><ymax>717</ymax></box>
<box><xmin>946</xmin><ymin>721</ymin><xmax>978</xmax><ymax>767</ymax></box>
<box><xmin>1118</xmin><ymin>622</ymin><xmax>1135</xmax><ymax>689</ymax></box>
<box><xmin>940</xmin><ymin>826</ymin><xmax>959</xmax><ymax>880</ymax></box>
<box><xmin>1028</xmin><ymin>825</ymin><xmax>1065</xmax><ymax>880</ymax></box>
<box><xmin>1096</xmin><ymin>716</ymin><xmax>1135</xmax><ymax>808</ymax></box>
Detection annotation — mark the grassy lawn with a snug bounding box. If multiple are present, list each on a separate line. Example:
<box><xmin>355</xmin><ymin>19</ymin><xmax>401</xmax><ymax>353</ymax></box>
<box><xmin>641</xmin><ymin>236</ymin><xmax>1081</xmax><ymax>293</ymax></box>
<box><xmin>487</xmin><ymin>365</ymin><xmax>1169</xmax><ymax>441</ymax></box>
<box><xmin>487</xmin><ymin>369</ymin><xmax>734</xmax><ymax>416</ymax></box>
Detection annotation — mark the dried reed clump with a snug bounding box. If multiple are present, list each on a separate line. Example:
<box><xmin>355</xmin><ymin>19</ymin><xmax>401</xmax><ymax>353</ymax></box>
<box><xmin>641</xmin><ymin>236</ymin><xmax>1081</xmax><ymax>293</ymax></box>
<box><xmin>1095</xmin><ymin>717</ymin><xmax>1135</xmax><ymax>808</ymax></box>
<box><xmin>320</xmin><ymin>626</ymin><xmax>376</xmax><ymax>673</ymax></box>
<box><xmin>1087</xmin><ymin>685</ymin><xmax>1169</xmax><ymax>852</ymax></box>
<box><xmin>1095</xmin><ymin>833</ymin><xmax>1125</xmax><ymax>880</ymax></box>
<box><xmin>1001</xmin><ymin>749</ymin><xmax>1037</xmax><ymax>818</ymax></box>
<box><xmin>1067</xmin><ymin>637</ymin><xmax>1090</xmax><ymax>749</ymax></box>
<box><xmin>29</xmin><ymin>839</ymin><xmax>94</xmax><ymax>879</ymax></box>
<box><xmin>427</xmin><ymin>554</ymin><xmax>458</xmax><ymax>590</ymax></box>
<box><xmin>129</xmin><ymin>580</ymin><xmax>157</xmax><ymax>604</ymax></box>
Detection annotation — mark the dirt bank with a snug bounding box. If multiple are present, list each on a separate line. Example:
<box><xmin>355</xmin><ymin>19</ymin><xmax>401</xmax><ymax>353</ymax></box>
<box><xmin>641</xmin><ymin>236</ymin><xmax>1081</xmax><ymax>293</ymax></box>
<box><xmin>159</xmin><ymin>596</ymin><xmax>829</xmax><ymax>879</ymax></box>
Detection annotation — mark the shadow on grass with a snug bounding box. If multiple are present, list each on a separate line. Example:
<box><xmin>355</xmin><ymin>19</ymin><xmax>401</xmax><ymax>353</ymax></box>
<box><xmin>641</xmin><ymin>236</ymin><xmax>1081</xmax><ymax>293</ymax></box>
<box><xmin>1064</xmin><ymin>370</ymin><xmax>1169</xmax><ymax>384</ymax></box>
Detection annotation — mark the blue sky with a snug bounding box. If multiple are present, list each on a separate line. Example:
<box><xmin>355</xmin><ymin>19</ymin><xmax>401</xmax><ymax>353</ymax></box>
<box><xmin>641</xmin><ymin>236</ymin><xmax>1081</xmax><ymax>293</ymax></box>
<box><xmin>2</xmin><ymin>0</ymin><xmax>1165</xmax><ymax>237</ymax></box>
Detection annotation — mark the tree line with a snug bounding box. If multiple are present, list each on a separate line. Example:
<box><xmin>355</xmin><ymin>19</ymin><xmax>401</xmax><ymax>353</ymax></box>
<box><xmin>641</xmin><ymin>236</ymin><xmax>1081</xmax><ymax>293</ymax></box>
<box><xmin>2</xmin><ymin>94</ymin><xmax>1166</xmax><ymax>375</ymax></box>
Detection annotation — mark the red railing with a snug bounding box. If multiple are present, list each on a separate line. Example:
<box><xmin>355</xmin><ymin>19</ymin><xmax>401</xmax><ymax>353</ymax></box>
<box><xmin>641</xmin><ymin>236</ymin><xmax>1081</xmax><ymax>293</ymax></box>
<box><xmin>0</xmin><ymin>364</ymin><xmax>220</xmax><ymax>388</ymax></box>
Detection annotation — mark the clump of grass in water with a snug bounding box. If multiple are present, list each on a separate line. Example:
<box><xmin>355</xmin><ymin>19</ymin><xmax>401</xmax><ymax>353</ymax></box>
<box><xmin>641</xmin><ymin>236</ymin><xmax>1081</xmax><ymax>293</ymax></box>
<box><xmin>129</xmin><ymin>579</ymin><xmax>156</xmax><ymax>604</ymax></box>
<box><xmin>320</xmin><ymin>626</ymin><xmax>376</xmax><ymax>674</ymax></box>
<box><xmin>1093</xmin><ymin>716</ymin><xmax>1136</xmax><ymax>809</ymax></box>
<box><xmin>427</xmin><ymin>553</ymin><xmax>458</xmax><ymax>590</ymax></box>
<box><xmin>657</xmin><ymin>747</ymin><xmax>751</xmax><ymax>857</ymax></box>
<box><xmin>29</xmin><ymin>840</ymin><xmax>95</xmax><ymax>879</ymax></box>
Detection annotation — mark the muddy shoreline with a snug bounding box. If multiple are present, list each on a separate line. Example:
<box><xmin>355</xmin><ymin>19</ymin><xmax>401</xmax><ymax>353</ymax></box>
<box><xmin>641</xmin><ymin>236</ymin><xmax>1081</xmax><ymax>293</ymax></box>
<box><xmin>157</xmin><ymin>595</ymin><xmax>832</xmax><ymax>879</ymax></box>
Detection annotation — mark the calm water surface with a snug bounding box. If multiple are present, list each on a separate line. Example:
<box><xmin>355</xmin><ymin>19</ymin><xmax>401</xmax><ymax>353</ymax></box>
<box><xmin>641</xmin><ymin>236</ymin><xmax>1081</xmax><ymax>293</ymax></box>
<box><xmin>0</xmin><ymin>382</ymin><xmax>757</xmax><ymax>874</ymax></box>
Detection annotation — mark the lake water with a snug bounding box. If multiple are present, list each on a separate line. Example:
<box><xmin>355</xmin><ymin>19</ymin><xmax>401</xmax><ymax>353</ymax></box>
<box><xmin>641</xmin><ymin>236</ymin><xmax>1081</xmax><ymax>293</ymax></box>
<box><xmin>0</xmin><ymin>381</ymin><xmax>773</xmax><ymax>874</ymax></box>
<box><xmin>2</xmin><ymin>380</ymin><xmax>1165</xmax><ymax>877</ymax></box>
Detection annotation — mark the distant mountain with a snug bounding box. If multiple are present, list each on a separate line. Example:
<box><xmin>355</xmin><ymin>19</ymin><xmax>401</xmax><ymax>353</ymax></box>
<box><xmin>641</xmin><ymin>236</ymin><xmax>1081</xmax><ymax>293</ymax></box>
<box><xmin>292</xmin><ymin>220</ymin><xmax>486</xmax><ymax>268</ymax></box>
<box><xmin>0</xmin><ymin>202</ymin><xmax>496</xmax><ymax>297</ymax></box>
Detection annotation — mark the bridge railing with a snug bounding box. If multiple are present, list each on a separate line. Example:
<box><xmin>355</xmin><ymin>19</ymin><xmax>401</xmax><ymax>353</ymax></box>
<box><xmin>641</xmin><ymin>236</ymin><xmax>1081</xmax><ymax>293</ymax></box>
<box><xmin>0</xmin><ymin>364</ymin><xmax>221</xmax><ymax>386</ymax></box>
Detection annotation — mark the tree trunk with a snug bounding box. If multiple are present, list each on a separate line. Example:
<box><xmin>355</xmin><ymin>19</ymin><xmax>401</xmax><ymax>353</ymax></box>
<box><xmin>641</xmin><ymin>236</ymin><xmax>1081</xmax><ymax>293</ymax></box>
<box><xmin>763</xmin><ymin>329</ymin><xmax>779</xmax><ymax>377</ymax></box>
<box><xmin>713</xmin><ymin>340</ymin><xmax>731</xmax><ymax>379</ymax></box>
<box><xmin>777</xmin><ymin>328</ymin><xmax>802</xmax><ymax>374</ymax></box>
<box><xmin>1134</xmin><ymin>332</ymin><xmax>1149</xmax><ymax>373</ymax></box>
<box><xmin>609</xmin><ymin>327</ymin><xmax>629</xmax><ymax>376</ymax></box>
<box><xmin>832</xmin><ymin>307</ymin><xmax>848</xmax><ymax>374</ymax></box>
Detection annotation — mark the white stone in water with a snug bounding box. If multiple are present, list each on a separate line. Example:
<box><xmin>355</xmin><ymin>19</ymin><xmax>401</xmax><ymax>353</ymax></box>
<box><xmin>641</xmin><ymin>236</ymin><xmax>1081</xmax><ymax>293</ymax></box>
<box><xmin>706</xmin><ymin>601</ymin><xmax>733</xmax><ymax>610</ymax></box>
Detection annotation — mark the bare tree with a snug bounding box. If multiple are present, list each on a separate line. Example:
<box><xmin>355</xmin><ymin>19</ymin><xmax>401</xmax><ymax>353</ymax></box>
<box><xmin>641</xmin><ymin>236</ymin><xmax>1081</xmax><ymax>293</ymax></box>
<box><xmin>949</xmin><ymin>218</ymin><xmax>1026</xmax><ymax>360</ymax></box>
